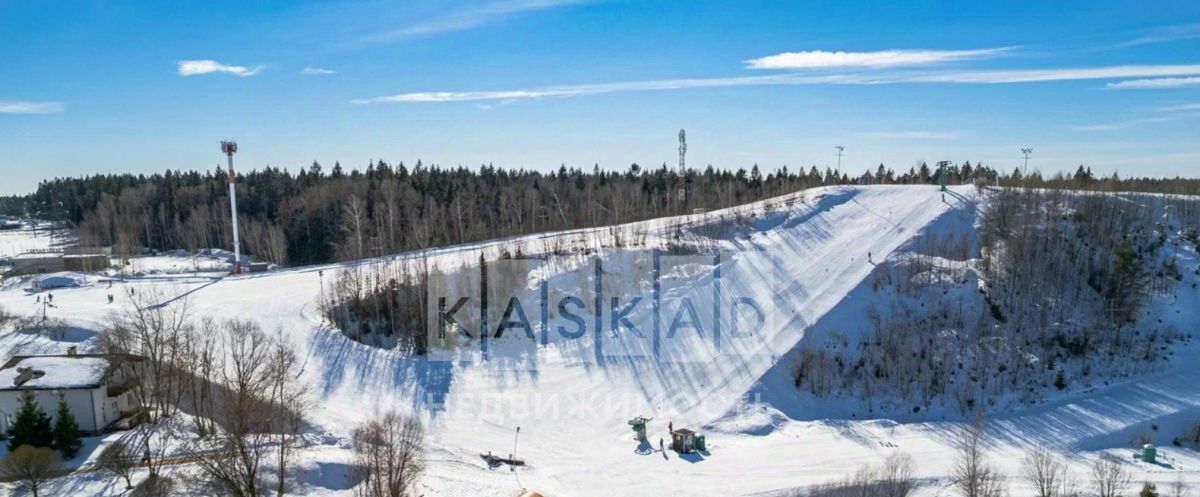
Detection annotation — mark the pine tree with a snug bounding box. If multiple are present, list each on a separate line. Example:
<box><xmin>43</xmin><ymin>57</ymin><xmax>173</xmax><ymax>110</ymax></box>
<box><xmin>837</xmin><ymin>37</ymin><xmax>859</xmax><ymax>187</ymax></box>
<box><xmin>1054</xmin><ymin>370</ymin><xmax>1067</xmax><ymax>390</ymax></box>
<box><xmin>7</xmin><ymin>390</ymin><xmax>53</xmax><ymax>451</ymax></box>
<box><xmin>52</xmin><ymin>394</ymin><xmax>83</xmax><ymax>459</ymax></box>
<box><xmin>1141</xmin><ymin>482</ymin><xmax>1159</xmax><ymax>497</ymax></box>
<box><xmin>1109</xmin><ymin>237</ymin><xmax>1146</xmax><ymax>323</ymax></box>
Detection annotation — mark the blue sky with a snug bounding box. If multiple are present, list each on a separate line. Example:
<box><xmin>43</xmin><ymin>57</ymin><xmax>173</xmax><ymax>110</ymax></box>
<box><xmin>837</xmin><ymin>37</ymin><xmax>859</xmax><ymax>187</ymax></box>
<box><xmin>1</xmin><ymin>0</ymin><xmax>1198</xmax><ymax>195</ymax></box>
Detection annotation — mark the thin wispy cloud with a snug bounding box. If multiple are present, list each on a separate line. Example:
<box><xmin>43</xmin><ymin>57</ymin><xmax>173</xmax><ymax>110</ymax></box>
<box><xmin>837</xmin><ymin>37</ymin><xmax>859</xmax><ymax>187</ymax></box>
<box><xmin>0</xmin><ymin>101</ymin><xmax>66</xmax><ymax>114</ymax></box>
<box><xmin>1118</xmin><ymin>23</ymin><xmax>1200</xmax><ymax>47</ymax></box>
<box><xmin>302</xmin><ymin>67</ymin><xmax>336</xmax><ymax>76</ymax></box>
<box><xmin>1069</xmin><ymin>98</ymin><xmax>1200</xmax><ymax>131</ymax></box>
<box><xmin>1107</xmin><ymin>77</ymin><xmax>1200</xmax><ymax>89</ymax></box>
<box><xmin>861</xmin><ymin>130</ymin><xmax>959</xmax><ymax>140</ymax></box>
<box><xmin>1067</xmin><ymin>115</ymin><xmax>1179</xmax><ymax>132</ymax></box>
<box><xmin>356</xmin><ymin>63</ymin><xmax>1200</xmax><ymax>104</ymax></box>
<box><xmin>1158</xmin><ymin>102</ymin><xmax>1200</xmax><ymax>112</ymax></box>
<box><xmin>746</xmin><ymin>48</ymin><xmax>1010</xmax><ymax>70</ymax></box>
<box><xmin>909</xmin><ymin>64</ymin><xmax>1200</xmax><ymax>84</ymax></box>
<box><xmin>178</xmin><ymin>60</ymin><xmax>264</xmax><ymax>77</ymax></box>
<box><xmin>353</xmin><ymin>73</ymin><xmax>852</xmax><ymax>103</ymax></box>
<box><xmin>359</xmin><ymin>0</ymin><xmax>587</xmax><ymax>44</ymax></box>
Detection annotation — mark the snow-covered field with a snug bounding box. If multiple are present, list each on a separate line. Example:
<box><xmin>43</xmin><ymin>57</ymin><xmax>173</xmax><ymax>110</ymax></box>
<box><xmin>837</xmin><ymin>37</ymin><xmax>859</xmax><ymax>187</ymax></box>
<box><xmin>0</xmin><ymin>224</ymin><xmax>71</xmax><ymax>260</ymax></box>
<box><xmin>120</xmin><ymin>249</ymin><xmax>239</xmax><ymax>276</ymax></box>
<box><xmin>1</xmin><ymin>185</ymin><xmax>1197</xmax><ymax>497</ymax></box>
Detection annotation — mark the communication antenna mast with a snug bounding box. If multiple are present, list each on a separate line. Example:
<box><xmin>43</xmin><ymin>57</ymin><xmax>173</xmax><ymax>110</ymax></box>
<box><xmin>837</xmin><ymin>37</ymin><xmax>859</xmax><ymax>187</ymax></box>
<box><xmin>677</xmin><ymin>129</ymin><xmax>688</xmax><ymax>202</ymax></box>
<box><xmin>678</xmin><ymin>129</ymin><xmax>687</xmax><ymax>174</ymax></box>
<box><xmin>835</xmin><ymin>146</ymin><xmax>845</xmax><ymax>170</ymax></box>
<box><xmin>1021</xmin><ymin>148</ymin><xmax>1033</xmax><ymax>177</ymax></box>
<box><xmin>221</xmin><ymin>140</ymin><xmax>242</xmax><ymax>274</ymax></box>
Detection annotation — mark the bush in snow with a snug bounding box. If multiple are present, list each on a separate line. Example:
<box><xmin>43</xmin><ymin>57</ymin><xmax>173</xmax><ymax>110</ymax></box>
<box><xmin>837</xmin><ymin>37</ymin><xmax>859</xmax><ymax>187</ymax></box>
<box><xmin>0</xmin><ymin>445</ymin><xmax>62</xmax><ymax>497</ymax></box>
<box><xmin>793</xmin><ymin>452</ymin><xmax>915</xmax><ymax>497</ymax></box>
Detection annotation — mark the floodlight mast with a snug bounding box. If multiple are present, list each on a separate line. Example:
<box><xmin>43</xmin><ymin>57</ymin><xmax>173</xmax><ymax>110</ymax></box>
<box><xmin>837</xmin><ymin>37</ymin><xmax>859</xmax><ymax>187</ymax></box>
<box><xmin>835</xmin><ymin>146</ymin><xmax>845</xmax><ymax>170</ymax></box>
<box><xmin>1021</xmin><ymin>148</ymin><xmax>1033</xmax><ymax>177</ymax></box>
<box><xmin>221</xmin><ymin>140</ymin><xmax>242</xmax><ymax>274</ymax></box>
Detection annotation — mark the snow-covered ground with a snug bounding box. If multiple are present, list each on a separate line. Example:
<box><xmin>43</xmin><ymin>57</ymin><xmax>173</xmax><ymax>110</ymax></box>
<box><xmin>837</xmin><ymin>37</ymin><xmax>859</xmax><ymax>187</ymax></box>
<box><xmin>0</xmin><ymin>223</ymin><xmax>72</xmax><ymax>260</ymax></box>
<box><xmin>1</xmin><ymin>185</ymin><xmax>1197</xmax><ymax>497</ymax></box>
<box><xmin>122</xmin><ymin>249</ymin><xmax>236</xmax><ymax>275</ymax></box>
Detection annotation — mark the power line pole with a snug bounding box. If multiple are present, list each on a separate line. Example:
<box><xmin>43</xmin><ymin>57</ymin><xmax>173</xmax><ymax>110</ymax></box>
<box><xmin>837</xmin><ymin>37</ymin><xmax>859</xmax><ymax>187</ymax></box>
<box><xmin>1021</xmin><ymin>148</ymin><xmax>1033</xmax><ymax>178</ymax></box>
<box><xmin>835</xmin><ymin>146</ymin><xmax>845</xmax><ymax>170</ymax></box>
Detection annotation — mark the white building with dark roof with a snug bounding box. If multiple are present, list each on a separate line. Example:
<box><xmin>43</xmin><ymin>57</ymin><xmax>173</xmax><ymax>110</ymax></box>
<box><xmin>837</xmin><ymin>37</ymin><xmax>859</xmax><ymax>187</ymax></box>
<box><xmin>0</xmin><ymin>350</ymin><xmax>141</xmax><ymax>435</ymax></box>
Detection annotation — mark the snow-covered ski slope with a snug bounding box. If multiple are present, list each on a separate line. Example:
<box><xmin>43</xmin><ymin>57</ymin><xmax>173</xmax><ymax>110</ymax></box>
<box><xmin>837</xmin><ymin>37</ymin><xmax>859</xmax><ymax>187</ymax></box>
<box><xmin>2</xmin><ymin>184</ymin><xmax>1198</xmax><ymax>497</ymax></box>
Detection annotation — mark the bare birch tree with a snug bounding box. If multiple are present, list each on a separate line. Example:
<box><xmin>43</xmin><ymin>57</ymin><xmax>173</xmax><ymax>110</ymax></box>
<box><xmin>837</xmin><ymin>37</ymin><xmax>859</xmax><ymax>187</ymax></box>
<box><xmin>1022</xmin><ymin>445</ymin><xmax>1071</xmax><ymax>497</ymax></box>
<box><xmin>1091</xmin><ymin>455</ymin><xmax>1132</xmax><ymax>497</ymax></box>
<box><xmin>351</xmin><ymin>412</ymin><xmax>425</xmax><ymax>497</ymax></box>
<box><xmin>193</xmin><ymin>320</ymin><xmax>275</xmax><ymax>497</ymax></box>
<box><xmin>952</xmin><ymin>420</ymin><xmax>1007</xmax><ymax>497</ymax></box>
<box><xmin>96</xmin><ymin>439</ymin><xmax>137</xmax><ymax>490</ymax></box>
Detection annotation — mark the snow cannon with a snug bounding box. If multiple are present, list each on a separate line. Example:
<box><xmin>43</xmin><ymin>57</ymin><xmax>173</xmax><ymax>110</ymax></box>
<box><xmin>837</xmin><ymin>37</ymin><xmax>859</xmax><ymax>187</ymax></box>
<box><xmin>628</xmin><ymin>416</ymin><xmax>652</xmax><ymax>442</ymax></box>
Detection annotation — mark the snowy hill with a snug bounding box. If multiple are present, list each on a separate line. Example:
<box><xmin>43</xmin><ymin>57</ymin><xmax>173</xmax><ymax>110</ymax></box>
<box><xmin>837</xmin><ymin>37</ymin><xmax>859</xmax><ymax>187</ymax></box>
<box><xmin>1</xmin><ymin>184</ymin><xmax>1198</xmax><ymax>497</ymax></box>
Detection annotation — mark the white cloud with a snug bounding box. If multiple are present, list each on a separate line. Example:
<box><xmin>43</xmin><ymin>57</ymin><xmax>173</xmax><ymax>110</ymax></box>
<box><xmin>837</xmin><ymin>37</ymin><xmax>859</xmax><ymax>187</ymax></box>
<box><xmin>746</xmin><ymin>48</ymin><xmax>1010</xmax><ymax>70</ymax></box>
<box><xmin>355</xmin><ymin>63</ymin><xmax>1200</xmax><ymax>104</ymax></box>
<box><xmin>302</xmin><ymin>67</ymin><xmax>336</xmax><ymax>76</ymax></box>
<box><xmin>0</xmin><ymin>101</ymin><xmax>66</xmax><ymax>114</ymax></box>
<box><xmin>861</xmin><ymin>131</ymin><xmax>959</xmax><ymax>140</ymax></box>
<box><xmin>178</xmin><ymin>60</ymin><xmax>264</xmax><ymax>77</ymax></box>
<box><xmin>360</xmin><ymin>0</ymin><xmax>588</xmax><ymax>43</ymax></box>
<box><xmin>910</xmin><ymin>65</ymin><xmax>1200</xmax><ymax>84</ymax></box>
<box><xmin>1158</xmin><ymin>102</ymin><xmax>1200</xmax><ymax>112</ymax></box>
<box><xmin>1118</xmin><ymin>23</ymin><xmax>1200</xmax><ymax>47</ymax></box>
<box><xmin>1067</xmin><ymin>116</ymin><xmax>1179</xmax><ymax>132</ymax></box>
<box><xmin>1106</xmin><ymin>77</ymin><xmax>1200</xmax><ymax>89</ymax></box>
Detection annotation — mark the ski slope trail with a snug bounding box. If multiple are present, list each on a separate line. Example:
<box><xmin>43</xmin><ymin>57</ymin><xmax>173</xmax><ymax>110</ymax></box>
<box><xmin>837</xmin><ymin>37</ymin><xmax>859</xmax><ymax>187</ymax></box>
<box><xmin>9</xmin><ymin>184</ymin><xmax>1198</xmax><ymax>497</ymax></box>
<box><xmin>225</xmin><ymin>185</ymin><xmax>977</xmax><ymax>496</ymax></box>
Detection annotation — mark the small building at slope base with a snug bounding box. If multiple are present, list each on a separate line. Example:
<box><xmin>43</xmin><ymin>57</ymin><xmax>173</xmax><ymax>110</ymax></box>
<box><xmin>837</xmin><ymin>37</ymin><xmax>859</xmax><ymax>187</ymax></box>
<box><xmin>671</xmin><ymin>428</ymin><xmax>696</xmax><ymax>453</ymax></box>
<box><xmin>0</xmin><ymin>351</ymin><xmax>142</xmax><ymax>435</ymax></box>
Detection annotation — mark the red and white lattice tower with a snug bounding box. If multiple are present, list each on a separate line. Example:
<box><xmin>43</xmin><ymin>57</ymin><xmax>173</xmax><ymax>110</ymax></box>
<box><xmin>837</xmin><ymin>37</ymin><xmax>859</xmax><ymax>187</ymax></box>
<box><xmin>221</xmin><ymin>140</ymin><xmax>242</xmax><ymax>274</ymax></box>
